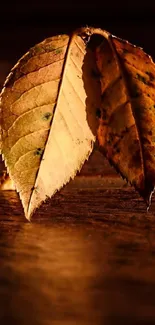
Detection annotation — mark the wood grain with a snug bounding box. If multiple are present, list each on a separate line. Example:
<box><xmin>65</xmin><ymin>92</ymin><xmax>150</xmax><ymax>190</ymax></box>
<box><xmin>0</xmin><ymin>177</ymin><xmax>155</xmax><ymax>325</ymax></box>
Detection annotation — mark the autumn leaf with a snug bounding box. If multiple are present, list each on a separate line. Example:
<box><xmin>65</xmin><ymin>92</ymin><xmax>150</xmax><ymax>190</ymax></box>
<box><xmin>1</xmin><ymin>26</ymin><xmax>155</xmax><ymax>220</ymax></box>
<box><xmin>0</xmin><ymin>28</ymin><xmax>101</xmax><ymax>220</ymax></box>
<box><xmin>95</xmin><ymin>31</ymin><xmax>155</xmax><ymax>206</ymax></box>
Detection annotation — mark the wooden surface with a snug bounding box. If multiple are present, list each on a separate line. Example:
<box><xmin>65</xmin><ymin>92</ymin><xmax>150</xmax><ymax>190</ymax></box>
<box><xmin>0</xmin><ymin>176</ymin><xmax>155</xmax><ymax>325</ymax></box>
<box><xmin>1</xmin><ymin>37</ymin><xmax>155</xmax><ymax>324</ymax></box>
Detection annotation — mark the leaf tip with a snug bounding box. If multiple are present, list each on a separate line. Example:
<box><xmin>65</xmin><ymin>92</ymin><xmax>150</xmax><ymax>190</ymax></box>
<box><xmin>25</xmin><ymin>206</ymin><xmax>34</xmax><ymax>222</ymax></box>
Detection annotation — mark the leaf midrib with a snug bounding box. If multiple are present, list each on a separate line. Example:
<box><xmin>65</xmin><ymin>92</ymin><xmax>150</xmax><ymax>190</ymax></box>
<box><xmin>26</xmin><ymin>34</ymin><xmax>74</xmax><ymax>218</ymax></box>
<box><xmin>108</xmin><ymin>35</ymin><xmax>145</xmax><ymax>189</ymax></box>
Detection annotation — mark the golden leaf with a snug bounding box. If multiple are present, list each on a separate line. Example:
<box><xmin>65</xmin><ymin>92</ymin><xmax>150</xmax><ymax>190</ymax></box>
<box><xmin>0</xmin><ymin>29</ymin><xmax>101</xmax><ymax>219</ymax></box>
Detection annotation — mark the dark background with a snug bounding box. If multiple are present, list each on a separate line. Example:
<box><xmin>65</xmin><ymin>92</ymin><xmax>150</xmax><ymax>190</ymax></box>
<box><xmin>0</xmin><ymin>0</ymin><xmax>155</xmax><ymax>63</ymax></box>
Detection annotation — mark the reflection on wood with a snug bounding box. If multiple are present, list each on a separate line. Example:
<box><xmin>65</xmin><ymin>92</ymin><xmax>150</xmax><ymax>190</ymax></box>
<box><xmin>0</xmin><ymin>177</ymin><xmax>155</xmax><ymax>324</ymax></box>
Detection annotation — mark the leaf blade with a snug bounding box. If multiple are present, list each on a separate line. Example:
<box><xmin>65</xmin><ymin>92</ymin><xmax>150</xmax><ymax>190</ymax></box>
<box><xmin>96</xmin><ymin>33</ymin><xmax>155</xmax><ymax>205</ymax></box>
<box><xmin>1</xmin><ymin>29</ymin><xmax>100</xmax><ymax>219</ymax></box>
<box><xmin>27</xmin><ymin>32</ymin><xmax>101</xmax><ymax>219</ymax></box>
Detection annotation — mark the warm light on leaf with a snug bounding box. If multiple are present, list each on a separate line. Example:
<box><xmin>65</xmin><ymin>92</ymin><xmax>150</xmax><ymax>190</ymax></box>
<box><xmin>1</xmin><ymin>27</ymin><xmax>155</xmax><ymax>220</ymax></box>
<box><xmin>0</xmin><ymin>28</ymin><xmax>101</xmax><ymax>220</ymax></box>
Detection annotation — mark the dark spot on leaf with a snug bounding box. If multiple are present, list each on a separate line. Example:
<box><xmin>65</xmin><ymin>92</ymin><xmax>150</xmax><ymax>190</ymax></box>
<box><xmin>136</xmin><ymin>73</ymin><xmax>148</xmax><ymax>85</ymax></box>
<box><xmin>149</xmin><ymin>104</ymin><xmax>155</xmax><ymax>110</ymax></box>
<box><xmin>35</xmin><ymin>46</ymin><xmax>44</xmax><ymax>54</ymax></box>
<box><xmin>55</xmin><ymin>48</ymin><xmax>62</xmax><ymax>54</ymax></box>
<box><xmin>96</xmin><ymin>108</ymin><xmax>101</xmax><ymax>118</ymax></box>
<box><xmin>145</xmin><ymin>71</ymin><xmax>154</xmax><ymax>81</ymax></box>
<box><xmin>77</xmin><ymin>138</ymin><xmax>82</xmax><ymax>145</ymax></box>
<box><xmin>34</xmin><ymin>148</ymin><xmax>44</xmax><ymax>156</ymax></box>
<box><xmin>148</xmin><ymin>130</ymin><xmax>152</xmax><ymax>136</ymax></box>
<box><xmin>46</xmin><ymin>44</ymin><xmax>55</xmax><ymax>52</ymax></box>
<box><xmin>147</xmin><ymin>94</ymin><xmax>150</xmax><ymax>97</ymax></box>
<box><xmin>42</xmin><ymin>112</ymin><xmax>52</xmax><ymax>121</ymax></box>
